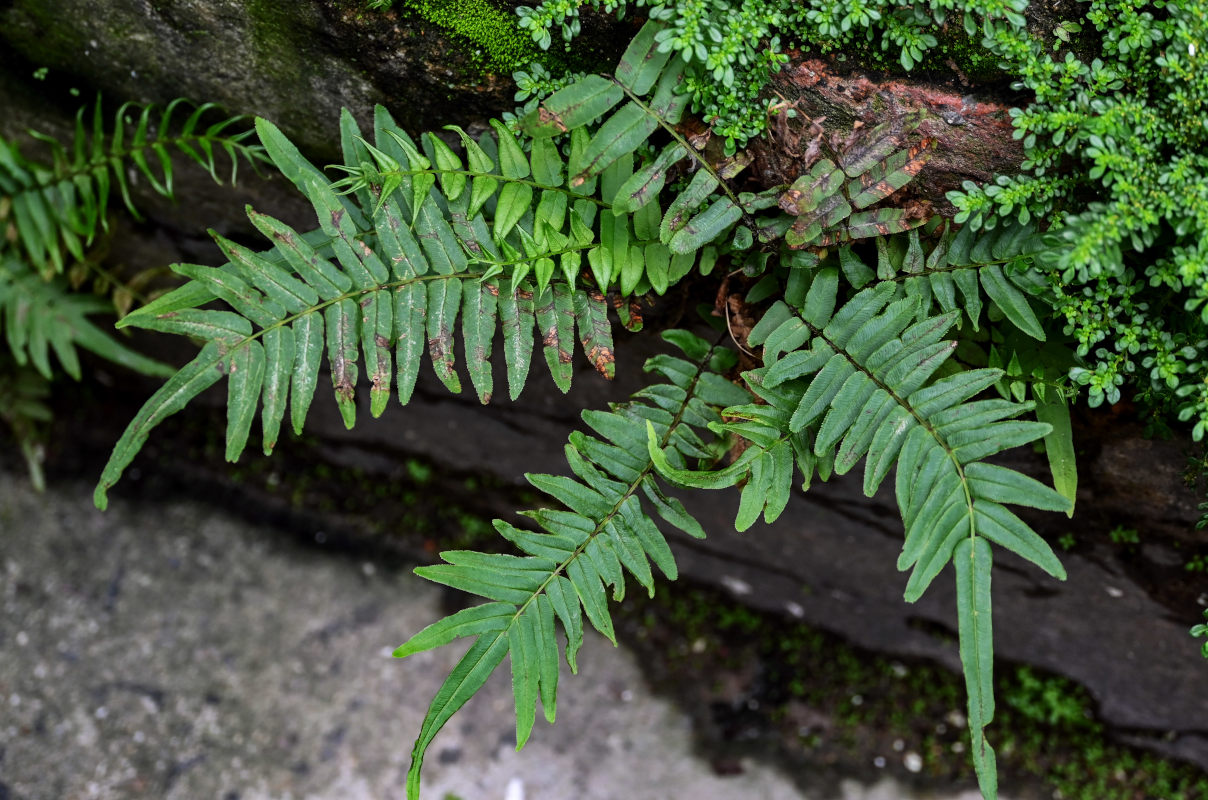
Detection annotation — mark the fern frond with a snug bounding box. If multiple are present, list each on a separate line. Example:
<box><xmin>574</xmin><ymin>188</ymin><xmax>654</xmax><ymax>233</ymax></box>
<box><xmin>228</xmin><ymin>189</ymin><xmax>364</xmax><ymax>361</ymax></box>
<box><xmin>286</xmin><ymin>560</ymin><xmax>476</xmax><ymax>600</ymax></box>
<box><xmin>94</xmin><ymin>22</ymin><xmax>769</xmax><ymax>507</ymax></box>
<box><xmin>650</xmin><ymin>277</ymin><xmax>1072</xmax><ymax>800</ymax></box>
<box><xmin>0</xmin><ymin>97</ymin><xmax>266</xmax><ymax>277</ymax></box>
<box><xmin>0</xmin><ymin>257</ymin><xmax>173</xmax><ymax>382</ymax></box>
<box><xmin>393</xmin><ymin>329</ymin><xmax>749</xmax><ymax>800</ymax></box>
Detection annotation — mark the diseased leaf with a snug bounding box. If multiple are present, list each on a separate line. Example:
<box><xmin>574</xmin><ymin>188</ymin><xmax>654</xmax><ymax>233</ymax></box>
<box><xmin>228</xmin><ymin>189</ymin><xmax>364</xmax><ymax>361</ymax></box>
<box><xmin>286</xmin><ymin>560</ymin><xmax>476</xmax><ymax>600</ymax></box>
<box><xmin>523</xmin><ymin>75</ymin><xmax>625</xmax><ymax>138</ymax></box>
<box><xmin>615</xmin><ymin>20</ymin><xmax>673</xmax><ymax>94</ymax></box>
<box><xmin>361</xmin><ymin>290</ymin><xmax>394</xmax><ymax>417</ymax></box>
<box><xmin>427</xmin><ymin>277</ymin><xmax>463</xmax><ymax>393</ymax></box>
<box><xmin>535</xmin><ymin>283</ymin><xmax>576</xmax><ymax>392</ymax></box>
<box><xmin>326</xmin><ymin>299</ymin><xmax>360</xmax><ymax>429</ymax></box>
<box><xmin>670</xmin><ymin>197</ymin><xmax>741</xmax><ymax>254</ymax></box>
<box><xmin>572</xmin><ymin>289</ymin><xmax>615</xmax><ymax>379</ymax></box>
<box><xmin>463</xmin><ymin>279</ymin><xmax>498</xmax><ymax>404</ymax></box>
<box><xmin>611</xmin><ymin>144</ymin><xmax>686</xmax><ymax>214</ymax></box>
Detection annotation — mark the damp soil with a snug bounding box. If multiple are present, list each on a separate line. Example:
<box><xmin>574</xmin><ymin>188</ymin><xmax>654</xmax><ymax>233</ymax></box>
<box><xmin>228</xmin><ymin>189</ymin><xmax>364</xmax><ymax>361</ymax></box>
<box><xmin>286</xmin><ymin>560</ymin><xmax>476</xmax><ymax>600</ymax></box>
<box><xmin>25</xmin><ymin>377</ymin><xmax>1208</xmax><ymax>800</ymax></box>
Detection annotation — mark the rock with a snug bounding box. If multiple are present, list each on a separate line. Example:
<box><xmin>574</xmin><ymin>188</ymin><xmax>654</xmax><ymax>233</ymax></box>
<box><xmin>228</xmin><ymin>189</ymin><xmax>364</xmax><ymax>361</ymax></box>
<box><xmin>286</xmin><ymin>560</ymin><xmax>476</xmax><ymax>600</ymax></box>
<box><xmin>0</xmin><ymin>472</ymin><xmax>1009</xmax><ymax>800</ymax></box>
<box><xmin>0</xmin><ymin>0</ymin><xmax>523</xmax><ymax>159</ymax></box>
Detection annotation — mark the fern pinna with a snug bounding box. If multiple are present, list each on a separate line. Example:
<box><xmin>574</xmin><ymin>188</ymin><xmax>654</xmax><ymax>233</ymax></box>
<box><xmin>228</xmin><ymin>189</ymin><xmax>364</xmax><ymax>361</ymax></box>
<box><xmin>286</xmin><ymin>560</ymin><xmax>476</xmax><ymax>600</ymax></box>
<box><xmin>0</xmin><ymin>97</ymin><xmax>265</xmax><ymax>279</ymax></box>
<box><xmin>649</xmin><ymin>269</ymin><xmax>1071</xmax><ymax>798</ymax></box>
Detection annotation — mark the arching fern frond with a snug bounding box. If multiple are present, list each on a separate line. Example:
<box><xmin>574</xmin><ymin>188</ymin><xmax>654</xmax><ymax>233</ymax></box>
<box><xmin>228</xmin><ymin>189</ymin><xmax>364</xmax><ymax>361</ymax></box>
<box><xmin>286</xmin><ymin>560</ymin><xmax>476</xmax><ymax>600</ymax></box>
<box><xmin>94</xmin><ymin>22</ymin><xmax>768</xmax><ymax>508</ymax></box>
<box><xmin>648</xmin><ymin>276</ymin><xmax>1072</xmax><ymax>800</ymax></box>
<box><xmin>0</xmin><ymin>97</ymin><xmax>266</xmax><ymax>277</ymax></box>
<box><xmin>393</xmin><ymin>329</ymin><xmax>750</xmax><ymax>800</ymax></box>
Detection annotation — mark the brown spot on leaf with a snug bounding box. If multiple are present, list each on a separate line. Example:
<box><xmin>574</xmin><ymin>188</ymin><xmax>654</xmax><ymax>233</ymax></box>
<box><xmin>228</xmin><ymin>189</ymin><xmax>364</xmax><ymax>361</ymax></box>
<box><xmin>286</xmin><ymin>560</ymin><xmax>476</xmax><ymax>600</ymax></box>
<box><xmin>542</xmin><ymin>326</ymin><xmax>559</xmax><ymax>348</ymax></box>
<box><xmin>587</xmin><ymin>345</ymin><xmax>615</xmax><ymax>378</ymax></box>
<box><xmin>779</xmin><ymin>189</ymin><xmax>803</xmax><ymax>215</ymax></box>
<box><xmin>375</xmin><ymin>334</ymin><xmax>391</xmax><ymax>348</ymax></box>
<box><xmin>331</xmin><ymin>209</ymin><xmax>345</xmax><ymax>228</ymax></box>
<box><xmin>558</xmin><ymin>348</ymin><xmax>573</xmax><ymax>365</ymax></box>
<box><xmin>538</xmin><ymin>107</ymin><xmax>568</xmax><ymax>133</ymax></box>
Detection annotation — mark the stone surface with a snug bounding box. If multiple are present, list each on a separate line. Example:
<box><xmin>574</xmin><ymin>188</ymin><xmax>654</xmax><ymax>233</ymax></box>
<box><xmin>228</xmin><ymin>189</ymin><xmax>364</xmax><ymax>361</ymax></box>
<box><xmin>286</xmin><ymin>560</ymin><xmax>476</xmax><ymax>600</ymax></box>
<box><xmin>0</xmin><ymin>473</ymin><xmax>998</xmax><ymax>800</ymax></box>
<box><xmin>0</xmin><ymin>0</ymin><xmax>521</xmax><ymax>158</ymax></box>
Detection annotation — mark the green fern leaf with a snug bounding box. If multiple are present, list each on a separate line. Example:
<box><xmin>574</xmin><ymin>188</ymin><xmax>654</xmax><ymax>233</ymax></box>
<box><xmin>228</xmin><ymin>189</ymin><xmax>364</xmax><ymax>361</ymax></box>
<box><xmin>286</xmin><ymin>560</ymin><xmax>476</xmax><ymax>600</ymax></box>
<box><xmin>462</xmin><ymin>279</ymin><xmax>498</xmax><ymax>403</ymax></box>
<box><xmin>94</xmin><ymin>340</ymin><xmax>227</xmax><ymax>508</ymax></box>
<box><xmin>405</xmin><ymin>634</ymin><xmax>509</xmax><ymax>799</ymax></box>
<box><xmin>955</xmin><ymin>537</ymin><xmax>998</xmax><ymax>800</ymax></box>
<box><xmin>522</xmin><ymin>75</ymin><xmax>625</xmax><ymax>138</ymax></box>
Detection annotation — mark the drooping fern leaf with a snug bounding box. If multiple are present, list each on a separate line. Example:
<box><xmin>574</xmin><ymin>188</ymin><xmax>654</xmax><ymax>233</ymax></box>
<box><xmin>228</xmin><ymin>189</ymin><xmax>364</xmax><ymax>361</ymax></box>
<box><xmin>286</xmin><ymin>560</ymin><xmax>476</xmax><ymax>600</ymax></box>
<box><xmin>648</xmin><ymin>278</ymin><xmax>1072</xmax><ymax>800</ymax></box>
<box><xmin>393</xmin><ymin>329</ymin><xmax>749</xmax><ymax>800</ymax></box>
<box><xmin>0</xmin><ymin>97</ymin><xmax>266</xmax><ymax>278</ymax></box>
<box><xmin>0</xmin><ymin>257</ymin><xmax>173</xmax><ymax>382</ymax></box>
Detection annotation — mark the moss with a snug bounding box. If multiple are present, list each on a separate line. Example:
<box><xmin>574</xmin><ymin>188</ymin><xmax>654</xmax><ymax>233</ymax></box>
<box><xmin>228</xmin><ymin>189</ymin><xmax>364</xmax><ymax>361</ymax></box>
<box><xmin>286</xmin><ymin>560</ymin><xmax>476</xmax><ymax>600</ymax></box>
<box><xmin>391</xmin><ymin>0</ymin><xmax>561</xmax><ymax>75</ymax></box>
<box><xmin>615</xmin><ymin>581</ymin><xmax>1208</xmax><ymax>798</ymax></box>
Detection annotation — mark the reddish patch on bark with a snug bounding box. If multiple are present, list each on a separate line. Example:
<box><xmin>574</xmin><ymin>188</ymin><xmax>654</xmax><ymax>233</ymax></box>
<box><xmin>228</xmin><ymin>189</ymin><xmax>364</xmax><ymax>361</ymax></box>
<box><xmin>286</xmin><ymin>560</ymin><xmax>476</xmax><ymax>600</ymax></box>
<box><xmin>763</xmin><ymin>55</ymin><xmax>1024</xmax><ymax>214</ymax></box>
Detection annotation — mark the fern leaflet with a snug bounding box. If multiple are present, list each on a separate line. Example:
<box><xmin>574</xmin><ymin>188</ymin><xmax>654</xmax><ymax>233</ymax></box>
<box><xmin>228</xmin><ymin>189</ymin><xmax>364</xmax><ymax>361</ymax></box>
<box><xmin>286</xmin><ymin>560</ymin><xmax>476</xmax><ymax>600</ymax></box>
<box><xmin>0</xmin><ymin>257</ymin><xmax>173</xmax><ymax>382</ymax></box>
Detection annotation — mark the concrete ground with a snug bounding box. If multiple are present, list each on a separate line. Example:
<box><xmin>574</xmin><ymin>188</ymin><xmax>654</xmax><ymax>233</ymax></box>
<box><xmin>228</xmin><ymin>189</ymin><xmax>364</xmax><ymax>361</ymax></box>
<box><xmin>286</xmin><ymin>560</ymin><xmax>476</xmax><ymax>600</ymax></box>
<box><xmin>0</xmin><ymin>474</ymin><xmax>992</xmax><ymax>800</ymax></box>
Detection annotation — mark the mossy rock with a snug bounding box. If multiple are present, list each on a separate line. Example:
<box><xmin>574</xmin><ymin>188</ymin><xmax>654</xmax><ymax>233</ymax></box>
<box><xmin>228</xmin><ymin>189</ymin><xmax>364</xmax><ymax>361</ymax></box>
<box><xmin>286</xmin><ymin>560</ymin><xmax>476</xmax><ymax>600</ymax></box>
<box><xmin>0</xmin><ymin>0</ymin><xmax>619</xmax><ymax>160</ymax></box>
